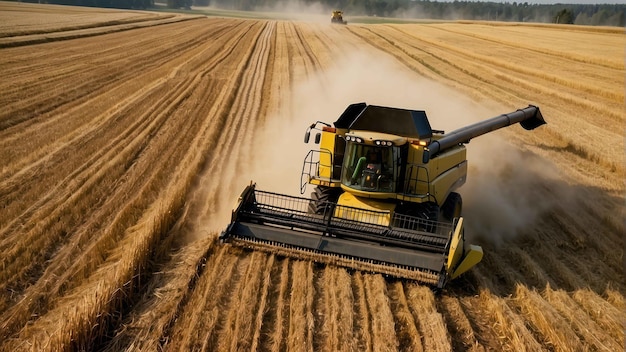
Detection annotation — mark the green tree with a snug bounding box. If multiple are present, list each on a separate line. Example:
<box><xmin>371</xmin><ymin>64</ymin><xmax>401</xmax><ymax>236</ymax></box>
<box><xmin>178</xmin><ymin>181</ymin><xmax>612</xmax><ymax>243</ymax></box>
<box><xmin>606</xmin><ymin>10</ymin><xmax>624</xmax><ymax>26</ymax></box>
<box><xmin>553</xmin><ymin>8</ymin><xmax>574</xmax><ymax>24</ymax></box>
<box><xmin>167</xmin><ymin>0</ymin><xmax>191</xmax><ymax>9</ymax></box>
<box><xmin>590</xmin><ymin>9</ymin><xmax>609</xmax><ymax>25</ymax></box>
<box><xmin>574</xmin><ymin>12</ymin><xmax>590</xmax><ymax>25</ymax></box>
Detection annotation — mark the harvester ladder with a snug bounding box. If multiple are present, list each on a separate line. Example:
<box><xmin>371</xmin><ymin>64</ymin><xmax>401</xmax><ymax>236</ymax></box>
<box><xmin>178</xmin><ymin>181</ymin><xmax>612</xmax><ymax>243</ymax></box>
<box><xmin>403</xmin><ymin>164</ymin><xmax>433</xmax><ymax>200</ymax></box>
<box><xmin>300</xmin><ymin>149</ymin><xmax>335</xmax><ymax>194</ymax></box>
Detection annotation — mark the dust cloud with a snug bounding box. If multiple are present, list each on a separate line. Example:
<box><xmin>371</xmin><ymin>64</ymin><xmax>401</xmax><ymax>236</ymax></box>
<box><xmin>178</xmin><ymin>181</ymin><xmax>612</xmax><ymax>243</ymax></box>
<box><xmin>462</xmin><ymin>136</ymin><xmax>562</xmax><ymax>245</ymax></box>
<box><xmin>254</xmin><ymin>1</ymin><xmax>329</xmax><ymax>23</ymax></box>
<box><xmin>216</xmin><ymin>50</ymin><xmax>559</xmax><ymax>246</ymax></box>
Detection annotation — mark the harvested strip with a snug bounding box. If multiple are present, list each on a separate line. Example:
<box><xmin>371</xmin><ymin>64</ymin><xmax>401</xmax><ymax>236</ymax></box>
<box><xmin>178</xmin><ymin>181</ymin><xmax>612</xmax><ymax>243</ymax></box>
<box><xmin>466</xmin><ymin>290</ymin><xmax>542</xmax><ymax>352</ymax></box>
<box><xmin>387</xmin><ymin>281</ymin><xmax>423</xmax><ymax>352</ymax></box>
<box><xmin>364</xmin><ymin>274</ymin><xmax>398</xmax><ymax>352</ymax></box>
<box><xmin>352</xmin><ymin>272</ymin><xmax>373</xmax><ymax>352</ymax></box>
<box><xmin>103</xmin><ymin>236</ymin><xmax>217</xmax><ymax>351</ymax></box>
<box><xmin>437</xmin><ymin>295</ymin><xmax>485</xmax><ymax>351</ymax></box>
<box><xmin>405</xmin><ymin>284</ymin><xmax>452</xmax><ymax>352</ymax></box>
<box><xmin>512</xmin><ymin>285</ymin><xmax>584</xmax><ymax>351</ymax></box>
<box><xmin>0</xmin><ymin>14</ymin><xmax>202</xmax><ymax>48</ymax></box>
<box><xmin>249</xmin><ymin>254</ymin><xmax>276</xmax><ymax>351</ymax></box>
<box><xmin>164</xmin><ymin>246</ymin><xmax>243</xmax><ymax>351</ymax></box>
<box><xmin>542</xmin><ymin>286</ymin><xmax>622</xmax><ymax>351</ymax></box>
<box><xmin>218</xmin><ymin>251</ymin><xmax>269</xmax><ymax>351</ymax></box>
<box><xmin>287</xmin><ymin>260</ymin><xmax>315</xmax><ymax>352</ymax></box>
<box><xmin>312</xmin><ymin>266</ymin><xmax>357</xmax><ymax>351</ymax></box>
<box><xmin>605</xmin><ymin>287</ymin><xmax>625</xmax><ymax>311</ymax></box>
<box><xmin>267</xmin><ymin>258</ymin><xmax>290</xmax><ymax>352</ymax></box>
<box><xmin>572</xmin><ymin>288</ymin><xmax>625</xmax><ymax>343</ymax></box>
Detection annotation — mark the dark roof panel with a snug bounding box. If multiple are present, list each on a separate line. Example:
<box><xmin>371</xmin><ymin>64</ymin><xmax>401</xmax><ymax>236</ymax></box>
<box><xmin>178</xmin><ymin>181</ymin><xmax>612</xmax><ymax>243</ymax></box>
<box><xmin>333</xmin><ymin>102</ymin><xmax>367</xmax><ymax>129</ymax></box>
<box><xmin>347</xmin><ymin>105</ymin><xmax>432</xmax><ymax>139</ymax></box>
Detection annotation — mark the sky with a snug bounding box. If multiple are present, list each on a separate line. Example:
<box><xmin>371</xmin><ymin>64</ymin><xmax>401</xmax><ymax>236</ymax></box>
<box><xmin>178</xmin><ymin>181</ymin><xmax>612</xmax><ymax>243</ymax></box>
<box><xmin>529</xmin><ymin>0</ymin><xmax>625</xmax><ymax>3</ymax></box>
<box><xmin>447</xmin><ymin>0</ymin><xmax>626</xmax><ymax>4</ymax></box>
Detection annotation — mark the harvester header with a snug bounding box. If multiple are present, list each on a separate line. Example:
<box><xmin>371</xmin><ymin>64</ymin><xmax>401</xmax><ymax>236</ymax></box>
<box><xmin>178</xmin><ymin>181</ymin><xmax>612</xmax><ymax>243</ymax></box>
<box><xmin>220</xmin><ymin>103</ymin><xmax>546</xmax><ymax>288</ymax></box>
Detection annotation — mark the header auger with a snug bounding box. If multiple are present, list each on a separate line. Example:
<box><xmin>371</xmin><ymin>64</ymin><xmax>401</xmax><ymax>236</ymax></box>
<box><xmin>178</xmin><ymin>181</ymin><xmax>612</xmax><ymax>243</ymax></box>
<box><xmin>220</xmin><ymin>103</ymin><xmax>545</xmax><ymax>288</ymax></box>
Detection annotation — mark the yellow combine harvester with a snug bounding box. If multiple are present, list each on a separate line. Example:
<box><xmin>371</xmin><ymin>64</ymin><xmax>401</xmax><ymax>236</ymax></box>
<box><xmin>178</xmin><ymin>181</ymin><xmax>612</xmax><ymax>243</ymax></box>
<box><xmin>220</xmin><ymin>103</ymin><xmax>545</xmax><ymax>288</ymax></box>
<box><xmin>331</xmin><ymin>10</ymin><xmax>347</xmax><ymax>24</ymax></box>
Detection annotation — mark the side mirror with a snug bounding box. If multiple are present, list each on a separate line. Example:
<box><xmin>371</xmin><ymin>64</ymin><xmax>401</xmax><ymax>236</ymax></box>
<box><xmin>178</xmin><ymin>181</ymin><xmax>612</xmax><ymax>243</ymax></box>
<box><xmin>314</xmin><ymin>133</ymin><xmax>321</xmax><ymax>144</ymax></box>
<box><xmin>304</xmin><ymin>131</ymin><xmax>310</xmax><ymax>143</ymax></box>
<box><xmin>422</xmin><ymin>149</ymin><xmax>430</xmax><ymax>164</ymax></box>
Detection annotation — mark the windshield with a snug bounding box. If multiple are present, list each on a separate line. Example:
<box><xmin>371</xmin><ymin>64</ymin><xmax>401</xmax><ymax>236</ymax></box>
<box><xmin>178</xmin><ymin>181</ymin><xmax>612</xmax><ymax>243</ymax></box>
<box><xmin>341</xmin><ymin>142</ymin><xmax>397</xmax><ymax>193</ymax></box>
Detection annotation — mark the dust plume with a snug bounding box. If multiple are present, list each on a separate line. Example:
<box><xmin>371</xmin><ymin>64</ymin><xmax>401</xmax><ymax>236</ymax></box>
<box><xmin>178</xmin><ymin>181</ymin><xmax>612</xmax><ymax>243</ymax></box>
<box><xmin>217</xmin><ymin>50</ymin><xmax>558</xmax><ymax>246</ymax></box>
<box><xmin>254</xmin><ymin>1</ymin><xmax>329</xmax><ymax>23</ymax></box>
<box><xmin>462</xmin><ymin>134</ymin><xmax>562</xmax><ymax>245</ymax></box>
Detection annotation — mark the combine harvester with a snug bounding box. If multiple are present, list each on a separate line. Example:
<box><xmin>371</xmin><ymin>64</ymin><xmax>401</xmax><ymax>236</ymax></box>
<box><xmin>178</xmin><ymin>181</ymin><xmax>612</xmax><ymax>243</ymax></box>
<box><xmin>331</xmin><ymin>10</ymin><xmax>347</xmax><ymax>24</ymax></box>
<box><xmin>220</xmin><ymin>104</ymin><xmax>545</xmax><ymax>288</ymax></box>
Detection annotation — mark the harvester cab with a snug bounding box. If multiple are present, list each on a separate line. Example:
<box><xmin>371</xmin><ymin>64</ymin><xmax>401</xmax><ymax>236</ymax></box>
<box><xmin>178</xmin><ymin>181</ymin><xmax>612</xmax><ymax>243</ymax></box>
<box><xmin>220</xmin><ymin>103</ymin><xmax>546</xmax><ymax>288</ymax></box>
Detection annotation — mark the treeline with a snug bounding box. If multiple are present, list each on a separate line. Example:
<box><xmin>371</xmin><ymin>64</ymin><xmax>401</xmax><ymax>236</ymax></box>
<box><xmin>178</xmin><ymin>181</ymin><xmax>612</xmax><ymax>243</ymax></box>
<box><xmin>177</xmin><ymin>0</ymin><xmax>626</xmax><ymax>26</ymax></box>
<box><xmin>22</xmin><ymin>0</ymin><xmax>626</xmax><ymax>27</ymax></box>
<box><xmin>24</xmin><ymin>0</ymin><xmax>154</xmax><ymax>9</ymax></box>
<box><xmin>390</xmin><ymin>1</ymin><xmax>626</xmax><ymax>26</ymax></box>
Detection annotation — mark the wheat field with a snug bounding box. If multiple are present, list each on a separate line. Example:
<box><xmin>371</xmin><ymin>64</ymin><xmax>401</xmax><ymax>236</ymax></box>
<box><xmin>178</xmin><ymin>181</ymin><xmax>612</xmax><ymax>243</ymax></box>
<box><xmin>0</xmin><ymin>2</ymin><xmax>624</xmax><ymax>351</ymax></box>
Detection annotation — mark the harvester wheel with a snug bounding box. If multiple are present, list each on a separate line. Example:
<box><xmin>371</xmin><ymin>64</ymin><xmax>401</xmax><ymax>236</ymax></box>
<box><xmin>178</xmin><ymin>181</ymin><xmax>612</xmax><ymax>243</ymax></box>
<box><xmin>308</xmin><ymin>186</ymin><xmax>341</xmax><ymax>214</ymax></box>
<box><xmin>441</xmin><ymin>192</ymin><xmax>462</xmax><ymax>222</ymax></box>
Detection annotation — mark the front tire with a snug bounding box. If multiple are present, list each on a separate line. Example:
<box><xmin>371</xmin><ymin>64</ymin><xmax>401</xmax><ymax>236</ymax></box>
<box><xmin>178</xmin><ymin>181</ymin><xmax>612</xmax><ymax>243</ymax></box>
<box><xmin>441</xmin><ymin>192</ymin><xmax>462</xmax><ymax>222</ymax></box>
<box><xmin>308</xmin><ymin>186</ymin><xmax>341</xmax><ymax>214</ymax></box>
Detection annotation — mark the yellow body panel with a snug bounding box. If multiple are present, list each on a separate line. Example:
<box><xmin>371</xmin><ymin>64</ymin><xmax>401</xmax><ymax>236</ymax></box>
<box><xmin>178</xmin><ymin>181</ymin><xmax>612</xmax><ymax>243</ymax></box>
<box><xmin>446</xmin><ymin>218</ymin><xmax>465</xmax><ymax>271</ymax></box>
<box><xmin>334</xmin><ymin>192</ymin><xmax>394</xmax><ymax>226</ymax></box>
<box><xmin>446</xmin><ymin>217</ymin><xmax>483</xmax><ymax>279</ymax></box>
<box><xmin>450</xmin><ymin>245</ymin><xmax>483</xmax><ymax>279</ymax></box>
<box><xmin>318</xmin><ymin>130</ymin><xmax>337</xmax><ymax>179</ymax></box>
<box><xmin>309</xmin><ymin>178</ymin><xmax>342</xmax><ymax>188</ymax></box>
<box><xmin>430</xmin><ymin>160</ymin><xmax>467</xmax><ymax>204</ymax></box>
<box><xmin>405</xmin><ymin>143</ymin><xmax>467</xmax><ymax>205</ymax></box>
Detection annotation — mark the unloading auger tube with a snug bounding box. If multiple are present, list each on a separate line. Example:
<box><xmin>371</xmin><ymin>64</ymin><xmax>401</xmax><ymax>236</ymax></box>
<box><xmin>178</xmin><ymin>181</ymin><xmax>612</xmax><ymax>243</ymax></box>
<box><xmin>423</xmin><ymin>105</ymin><xmax>545</xmax><ymax>163</ymax></box>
